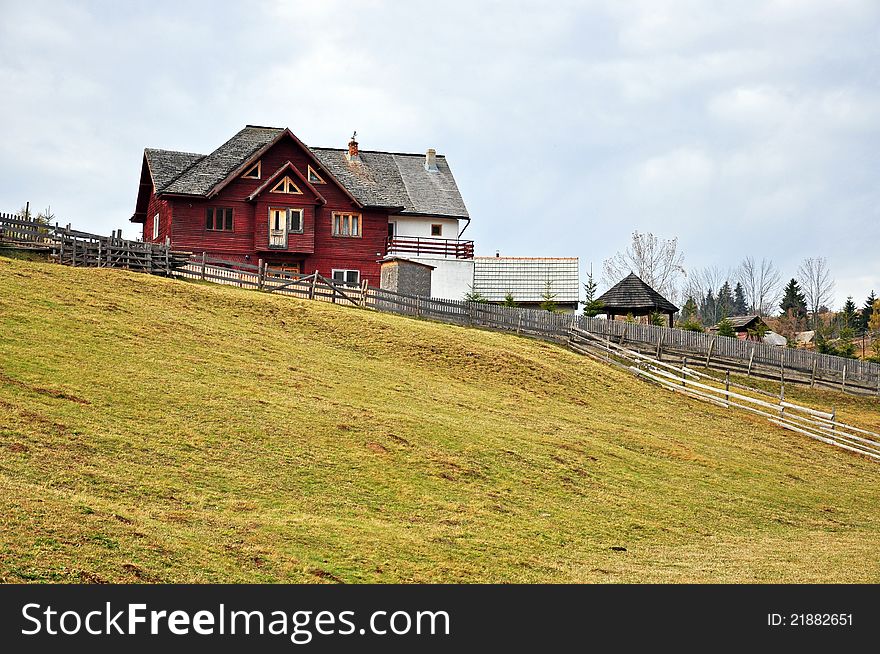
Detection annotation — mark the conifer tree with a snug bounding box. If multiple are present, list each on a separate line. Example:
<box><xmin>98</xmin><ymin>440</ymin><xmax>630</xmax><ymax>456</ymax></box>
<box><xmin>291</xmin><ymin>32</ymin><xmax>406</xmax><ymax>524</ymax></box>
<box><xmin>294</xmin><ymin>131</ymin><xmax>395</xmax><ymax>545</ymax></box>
<box><xmin>716</xmin><ymin>316</ymin><xmax>736</xmax><ymax>338</ymax></box>
<box><xmin>779</xmin><ymin>279</ymin><xmax>807</xmax><ymax>320</ymax></box>
<box><xmin>539</xmin><ymin>281</ymin><xmax>558</xmax><ymax>313</ymax></box>
<box><xmin>581</xmin><ymin>269</ymin><xmax>603</xmax><ymax>317</ymax></box>
<box><xmin>700</xmin><ymin>289</ymin><xmax>716</xmax><ymax>325</ymax></box>
<box><xmin>717</xmin><ymin>281</ymin><xmax>735</xmax><ymax>319</ymax></box>
<box><xmin>733</xmin><ymin>282</ymin><xmax>748</xmax><ymax>315</ymax></box>
<box><xmin>840</xmin><ymin>297</ymin><xmax>857</xmax><ymax>329</ymax></box>
<box><xmin>859</xmin><ymin>291</ymin><xmax>877</xmax><ymax>334</ymax></box>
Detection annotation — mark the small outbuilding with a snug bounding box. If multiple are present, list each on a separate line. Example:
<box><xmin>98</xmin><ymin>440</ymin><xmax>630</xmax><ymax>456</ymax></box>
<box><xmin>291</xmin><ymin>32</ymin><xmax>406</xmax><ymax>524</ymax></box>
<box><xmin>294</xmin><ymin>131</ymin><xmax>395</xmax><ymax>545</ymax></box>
<box><xmin>379</xmin><ymin>256</ymin><xmax>435</xmax><ymax>297</ymax></box>
<box><xmin>710</xmin><ymin>314</ymin><xmax>768</xmax><ymax>340</ymax></box>
<box><xmin>597</xmin><ymin>273</ymin><xmax>678</xmax><ymax>326</ymax></box>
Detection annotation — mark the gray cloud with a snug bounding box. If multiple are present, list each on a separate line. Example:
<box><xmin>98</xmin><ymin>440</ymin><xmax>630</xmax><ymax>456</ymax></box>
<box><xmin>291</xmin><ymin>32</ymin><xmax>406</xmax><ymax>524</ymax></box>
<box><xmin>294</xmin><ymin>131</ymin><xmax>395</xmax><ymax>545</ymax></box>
<box><xmin>1</xmin><ymin>0</ymin><xmax>877</xmax><ymax>307</ymax></box>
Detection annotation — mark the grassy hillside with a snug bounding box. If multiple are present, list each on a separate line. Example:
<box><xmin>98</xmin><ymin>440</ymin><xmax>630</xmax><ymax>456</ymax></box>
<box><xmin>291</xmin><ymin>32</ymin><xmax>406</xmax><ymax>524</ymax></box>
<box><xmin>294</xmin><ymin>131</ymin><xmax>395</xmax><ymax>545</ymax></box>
<box><xmin>1</xmin><ymin>256</ymin><xmax>879</xmax><ymax>583</ymax></box>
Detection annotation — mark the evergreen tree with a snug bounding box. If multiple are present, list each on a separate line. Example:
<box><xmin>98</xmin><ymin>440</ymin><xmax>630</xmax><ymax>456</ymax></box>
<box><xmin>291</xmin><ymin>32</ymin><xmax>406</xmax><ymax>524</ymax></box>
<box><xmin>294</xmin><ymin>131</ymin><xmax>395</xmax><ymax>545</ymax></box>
<box><xmin>502</xmin><ymin>292</ymin><xmax>517</xmax><ymax>308</ymax></box>
<box><xmin>699</xmin><ymin>289</ymin><xmax>716</xmax><ymax>326</ymax></box>
<box><xmin>716</xmin><ymin>316</ymin><xmax>736</xmax><ymax>338</ymax></box>
<box><xmin>649</xmin><ymin>311</ymin><xmax>665</xmax><ymax>326</ymax></box>
<box><xmin>581</xmin><ymin>269</ymin><xmax>603</xmax><ymax>317</ymax></box>
<box><xmin>717</xmin><ymin>281</ymin><xmax>735</xmax><ymax>319</ymax></box>
<box><xmin>539</xmin><ymin>281</ymin><xmax>558</xmax><ymax>313</ymax></box>
<box><xmin>779</xmin><ymin>278</ymin><xmax>807</xmax><ymax>320</ymax></box>
<box><xmin>870</xmin><ymin>299</ymin><xmax>880</xmax><ymax>333</ymax></box>
<box><xmin>859</xmin><ymin>291</ymin><xmax>877</xmax><ymax>334</ymax></box>
<box><xmin>733</xmin><ymin>282</ymin><xmax>748</xmax><ymax>315</ymax></box>
<box><xmin>463</xmin><ymin>285</ymin><xmax>488</xmax><ymax>303</ymax></box>
<box><xmin>681</xmin><ymin>297</ymin><xmax>698</xmax><ymax>322</ymax></box>
<box><xmin>840</xmin><ymin>296</ymin><xmax>857</xmax><ymax>329</ymax></box>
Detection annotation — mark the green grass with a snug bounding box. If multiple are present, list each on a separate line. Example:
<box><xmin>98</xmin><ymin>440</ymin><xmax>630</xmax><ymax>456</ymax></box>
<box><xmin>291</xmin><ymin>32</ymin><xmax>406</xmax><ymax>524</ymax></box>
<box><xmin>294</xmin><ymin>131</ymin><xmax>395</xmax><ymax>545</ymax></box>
<box><xmin>1</xmin><ymin>256</ymin><xmax>879</xmax><ymax>583</ymax></box>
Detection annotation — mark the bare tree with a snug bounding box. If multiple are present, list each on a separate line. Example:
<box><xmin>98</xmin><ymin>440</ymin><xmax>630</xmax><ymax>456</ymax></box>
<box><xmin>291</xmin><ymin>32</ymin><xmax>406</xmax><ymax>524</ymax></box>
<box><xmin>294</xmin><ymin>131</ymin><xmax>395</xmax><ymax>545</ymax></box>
<box><xmin>736</xmin><ymin>257</ymin><xmax>781</xmax><ymax>317</ymax></box>
<box><xmin>798</xmin><ymin>257</ymin><xmax>834</xmax><ymax>329</ymax></box>
<box><xmin>602</xmin><ymin>231</ymin><xmax>686</xmax><ymax>299</ymax></box>
<box><xmin>684</xmin><ymin>265</ymin><xmax>732</xmax><ymax>325</ymax></box>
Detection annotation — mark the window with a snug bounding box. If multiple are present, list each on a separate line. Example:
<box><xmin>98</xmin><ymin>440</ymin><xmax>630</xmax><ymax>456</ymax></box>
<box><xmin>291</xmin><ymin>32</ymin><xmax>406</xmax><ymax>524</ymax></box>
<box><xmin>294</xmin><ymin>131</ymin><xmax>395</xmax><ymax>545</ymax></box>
<box><xmin>332</xmin><ymin>212</ymin><xmax>361</xmax><ymax>237</ymax></box>
<box><xmin>268</xmin><ymin>208</ymin><xmax>303</xmax><ymax>248</ymax></box>
<box><xmin>431</xmin><ymin>224</ymin><xmax>443</xmax><ymax>237</ymax></box>
<box><xmin>152</xmin><ymin>213</ymin><xmax>159</xmax><ymax>240</ymax></box>
<box><xmin>269</xmin><ymin>207</ymin><xmax>303</xmax><ymax>234</ymax></box>
<box><xmin>332</xmin><ymin>269</ymin><xmax>360</xmax><ymax>287</ymax></box>
<box><xmin>270</xmin><ymin>176</ymin><xmax>302</xmax><ymax>194</ymax></box>
<box><xmin>242</xmin><ymin>160</ymin><xmax>261</xmax><ymax>179</ymax></box>
<box><xmin>388</xmin><ymin>221</ymin><xmax>396</xmax><ymax>237</ymax></box>
<box><xmin>307</xmin><ymin>165</ymin><xmax>325</xmax><ymax>184</ymax></box>
<box><xmin>206</xmin><ymin>207</ymin><xmax>233</xmax><ymax>231</ymax></box>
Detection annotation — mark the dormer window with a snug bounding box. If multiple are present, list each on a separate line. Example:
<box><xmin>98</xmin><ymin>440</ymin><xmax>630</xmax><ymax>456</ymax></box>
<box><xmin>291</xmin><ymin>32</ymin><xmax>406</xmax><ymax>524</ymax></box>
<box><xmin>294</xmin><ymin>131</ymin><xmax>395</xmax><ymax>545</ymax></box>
<box><xmin>242</xmin><ymin>161</ymin><xmax>261</xmax><ymax>179</ymax></box>
<box><xmin>307</xmin><ymin>165</ymin><xmax>325</xmax><ymax>184</ymax></box>
<box><xmin>270</xmin><ymin>176</ymin><xmax>302</xmax><ymax>194</ymax></box>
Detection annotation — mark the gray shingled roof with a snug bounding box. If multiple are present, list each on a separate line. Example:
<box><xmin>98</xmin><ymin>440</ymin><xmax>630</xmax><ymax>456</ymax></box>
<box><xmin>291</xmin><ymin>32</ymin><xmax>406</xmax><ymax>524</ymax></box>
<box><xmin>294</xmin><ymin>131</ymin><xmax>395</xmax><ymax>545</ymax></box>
<box><xmin>597</xmin><ymin>273</ymin><xmax>679</xmax><ymax>313</ymax></box>
<box><xmin>162</xmin><ymin>126</ymin><xmax>282</xmax><ymax>195</ymax></box>
<box><xmin>473</xmin><ymin>257</ymin><xmax>580</xmax><ymax>303</ymax></box>
<box><xmin>144</xmin><ymin>148</ymin><xmax>205</xmax><ymax>192</ymax></box>
<box><xmin>145</xmin><ymin>126</ymin><xmax>469</xmax><ymax>219</ymax></box>
<box><xmin>713</xmin><ymin>315</ymin><xmax>763</xmax><ymax>330</ymax></box>
<box><xmin>311</xmin><ymin>148</ymin><xmax>469</xmax><ymax>218</ymax></box>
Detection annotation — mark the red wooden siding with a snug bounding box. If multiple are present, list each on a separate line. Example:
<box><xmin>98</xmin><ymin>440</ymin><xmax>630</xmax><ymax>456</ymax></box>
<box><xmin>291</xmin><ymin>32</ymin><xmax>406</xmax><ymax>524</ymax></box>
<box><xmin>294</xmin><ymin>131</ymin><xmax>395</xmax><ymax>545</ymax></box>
<box><xmin>160</xmin><ymin>133</ymin><xmax>389</xmax><ymax>281</ymax></box>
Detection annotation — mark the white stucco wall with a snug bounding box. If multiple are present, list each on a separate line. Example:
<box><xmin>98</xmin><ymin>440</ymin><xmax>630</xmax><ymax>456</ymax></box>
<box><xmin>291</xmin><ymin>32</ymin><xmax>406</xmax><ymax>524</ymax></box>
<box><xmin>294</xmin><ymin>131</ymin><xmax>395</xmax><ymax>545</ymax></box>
<box><xmin>390</xmin><ymin>216</ymin><xmax>462</xmax><ymax>239</ymax></box>
<box><xmin>406</xmin><ymin>256</ymin><xmax>475</xmax><ymax>300</ymax></box>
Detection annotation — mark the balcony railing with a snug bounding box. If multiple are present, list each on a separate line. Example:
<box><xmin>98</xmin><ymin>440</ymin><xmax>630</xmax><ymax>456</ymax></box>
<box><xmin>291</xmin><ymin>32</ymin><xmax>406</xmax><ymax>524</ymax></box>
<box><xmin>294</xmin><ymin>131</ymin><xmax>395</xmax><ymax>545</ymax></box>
<box><xmin>386</xmin><ymin>235</ymin><xmax>474</xmax><ymax>259</ymax></box>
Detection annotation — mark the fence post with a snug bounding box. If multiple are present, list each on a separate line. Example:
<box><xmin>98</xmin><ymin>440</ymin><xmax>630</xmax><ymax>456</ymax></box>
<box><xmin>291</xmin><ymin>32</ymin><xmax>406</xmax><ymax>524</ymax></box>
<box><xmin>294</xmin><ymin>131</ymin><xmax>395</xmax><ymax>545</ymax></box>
<box><xmin>705</xmin><ymin>337</ymin><xmax>715</xmax><ymax>368</ymax></box>
<box><xmin>164</xmin><ymin>236</ymin><xmax>171</xmax><ymax>275</ymax></box>
<box><xmin>747</xmin><ymin>348</ymin><xmax>755</xmax><ymax>376</ymax></box>
<box><xmin>810</xmin><ymin>360</ymin><xmax>817</xmax><ymax>387</ymax></box>
<box><xmin>309</xmin><ymin>273</ymin><xmax>317</xmax><ymax>300</ymax></box>
<box><xmin>725</xmin><ymin>369</ymin><xmax>730</xmax><ymax>408</ymax></box>
<box><xmin>656</xmin><ymin>332</ymin><xmax>662</xmax><ymax>360</ymax></box>
<box><xmin>200</xmin><ymin>252</ymin><xmax>207</xmax><ymax>280</ymax></box>
<box><xmin>841</xmin><ymin>365</ymin><xmax>847</xmax><ymax>392</ymax></box>
<box><xmin>258</xmin><ymin>259</ymin><xmax>264</xmax><ymax>291</ymax></box>
<box><xmin>779</xmin><ymin>360</ymin><xmax>785</xmax><ymax>417</ymax></box>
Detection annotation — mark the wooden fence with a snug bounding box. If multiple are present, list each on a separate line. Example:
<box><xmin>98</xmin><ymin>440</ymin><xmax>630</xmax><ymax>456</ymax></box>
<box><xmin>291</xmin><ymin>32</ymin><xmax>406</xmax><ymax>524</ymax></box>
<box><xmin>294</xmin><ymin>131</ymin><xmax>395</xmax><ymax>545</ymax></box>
<box><xmin>177</xmin><ymin>256</ymin><xmax>368</xmax><ymax>306</ymax></box>
<box><xmin>0</xmin><ymin>212</ymin><xmax>190</xmax><ymax>275</ymax></box>
<box><xmin>3</xmin><ymin>208</ymin><xmax>877</xmax><ymax>396</ymax></box>
<box><xmin>569</xmin><ymin>327</ymin><xmax>880</xmax><ymax>462</ymax></box>
<box><xmin>172</xmin><ymin>255</ymin><xmax>880</xmax><ymax>396</ymax></box>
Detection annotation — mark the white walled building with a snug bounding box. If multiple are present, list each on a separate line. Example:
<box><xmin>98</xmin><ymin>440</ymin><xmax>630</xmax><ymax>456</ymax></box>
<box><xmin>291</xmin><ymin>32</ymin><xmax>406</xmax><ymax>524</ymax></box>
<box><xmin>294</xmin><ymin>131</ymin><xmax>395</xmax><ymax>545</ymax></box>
<box><xmin>315</xmin><ymin>143</ymin><xmax>474</xmax><ymax>300</ymax></box>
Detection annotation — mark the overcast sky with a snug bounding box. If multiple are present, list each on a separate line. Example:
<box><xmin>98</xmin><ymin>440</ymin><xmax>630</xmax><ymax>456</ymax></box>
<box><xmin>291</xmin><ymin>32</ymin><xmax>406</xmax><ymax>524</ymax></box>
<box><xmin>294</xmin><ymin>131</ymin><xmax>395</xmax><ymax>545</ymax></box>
<box><xmin>1</xmin><ymin>0</ymin><xmax>877</xmax><ymax>307</ymax></box>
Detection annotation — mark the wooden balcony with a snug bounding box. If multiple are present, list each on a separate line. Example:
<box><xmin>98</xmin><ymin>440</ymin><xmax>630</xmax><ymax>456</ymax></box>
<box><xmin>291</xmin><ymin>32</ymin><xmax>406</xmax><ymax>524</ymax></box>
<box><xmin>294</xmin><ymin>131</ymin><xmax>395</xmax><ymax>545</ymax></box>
<box><xmin>386</xmin><ymin>235</ymin><xmax>474</xmax><ymax>259</ymax></box>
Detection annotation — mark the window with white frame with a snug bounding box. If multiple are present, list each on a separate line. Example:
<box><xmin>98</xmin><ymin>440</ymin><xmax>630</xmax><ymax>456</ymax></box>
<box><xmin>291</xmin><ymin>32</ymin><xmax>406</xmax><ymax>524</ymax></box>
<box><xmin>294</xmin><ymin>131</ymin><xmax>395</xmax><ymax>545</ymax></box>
<box><xmin>332</xmin><ymin>269</ymin><xmax>360</xmax><ymax>286</ymax></box>
<box><xmin>332</xmin><ymin>212</ymin><xmax>361</xmax><ymax>237</ymax></box>
<box><xmin>152</xmin><ymin>213</ymin><xmax>160</xmax><ymax>240</ymax></box>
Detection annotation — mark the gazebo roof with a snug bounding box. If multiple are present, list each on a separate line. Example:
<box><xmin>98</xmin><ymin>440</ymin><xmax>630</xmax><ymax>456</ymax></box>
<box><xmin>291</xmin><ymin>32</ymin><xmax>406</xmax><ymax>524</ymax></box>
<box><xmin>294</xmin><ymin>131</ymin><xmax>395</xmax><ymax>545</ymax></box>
<box><xmin>597</xmin><ymin>273</ymin><xmax>679</xmax><ymax>313</ymax></box>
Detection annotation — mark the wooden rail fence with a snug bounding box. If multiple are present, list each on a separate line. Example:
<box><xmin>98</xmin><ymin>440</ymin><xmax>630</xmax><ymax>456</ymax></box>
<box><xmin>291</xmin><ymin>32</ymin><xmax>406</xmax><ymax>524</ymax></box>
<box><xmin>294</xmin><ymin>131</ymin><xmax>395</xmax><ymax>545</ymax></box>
<box><xmin>171</xmin><ymin>255</ymin><xmax>880</xmax><ymax>396</ymax></box>
<box><xmin>0</xmin><ymin>212</ymin><xmax>190</xmax><ymax>275</ymax></box>
<box><xmin>3</xmin><ymin>209</ymin><xmax>877</xmax><ymax>396</ymax></box>
<box><xmin>569</xmin><ymin>327</ymin><xmax>880</xmax><ymax>462</ymax></box>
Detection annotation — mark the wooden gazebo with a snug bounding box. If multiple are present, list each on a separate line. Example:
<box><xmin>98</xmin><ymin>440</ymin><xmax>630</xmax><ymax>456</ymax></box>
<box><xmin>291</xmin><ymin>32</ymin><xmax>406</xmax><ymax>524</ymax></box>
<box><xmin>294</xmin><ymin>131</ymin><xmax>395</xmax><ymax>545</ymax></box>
<box><xmin>597</xmin><ymin>272</ymin><xmax>679</xmax><ymax>326</ymax></box>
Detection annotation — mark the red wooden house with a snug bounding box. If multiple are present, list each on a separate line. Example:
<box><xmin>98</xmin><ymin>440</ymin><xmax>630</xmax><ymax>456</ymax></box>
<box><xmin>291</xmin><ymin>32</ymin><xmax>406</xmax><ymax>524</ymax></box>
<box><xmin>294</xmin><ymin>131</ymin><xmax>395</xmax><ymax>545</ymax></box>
<box><xmin>131</xmin><ymin>126</ymin><xmax>471</xmax><ymax>287</ymax></box>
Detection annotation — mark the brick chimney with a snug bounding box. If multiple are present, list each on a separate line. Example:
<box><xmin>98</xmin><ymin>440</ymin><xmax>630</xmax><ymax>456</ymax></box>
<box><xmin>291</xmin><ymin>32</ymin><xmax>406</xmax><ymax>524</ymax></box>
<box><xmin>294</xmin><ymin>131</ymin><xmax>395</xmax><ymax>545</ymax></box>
<box><xmin>424</xmin><ymin>148</ymin><xmax>438</xmax><ymax>172</ymax></box>
<box><xmin>346</xmin><ymin>131</ymin><xmax>360</xmax><ymax>162</ymax></box>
